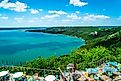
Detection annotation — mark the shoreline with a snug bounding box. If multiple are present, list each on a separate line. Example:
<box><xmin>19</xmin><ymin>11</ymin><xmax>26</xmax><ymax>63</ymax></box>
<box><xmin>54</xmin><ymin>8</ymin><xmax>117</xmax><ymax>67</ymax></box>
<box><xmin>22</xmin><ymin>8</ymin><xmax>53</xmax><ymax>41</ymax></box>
<box><xmin>35</xmin><ymin>32</ymin><xmax>86</xmax><ymax>51</ymax></box>
<box><xmin>25</xmin><ymin>29</ymin><xmax>87</xmax><ymax>47</ymax></box>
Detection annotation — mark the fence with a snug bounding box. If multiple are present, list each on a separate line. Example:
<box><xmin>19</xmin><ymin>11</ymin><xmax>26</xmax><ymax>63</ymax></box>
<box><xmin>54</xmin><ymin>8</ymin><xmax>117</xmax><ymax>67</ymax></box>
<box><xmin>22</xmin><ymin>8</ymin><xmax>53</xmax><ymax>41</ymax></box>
<box><xmin>0</xmin><ymin>55</ymin><xmax>120</xmax><ymax>76</ymax></box>
<box><xmin>0</xmin><ymin>66</ymin><xmax>59</xmax><ymax>77</ymax></box>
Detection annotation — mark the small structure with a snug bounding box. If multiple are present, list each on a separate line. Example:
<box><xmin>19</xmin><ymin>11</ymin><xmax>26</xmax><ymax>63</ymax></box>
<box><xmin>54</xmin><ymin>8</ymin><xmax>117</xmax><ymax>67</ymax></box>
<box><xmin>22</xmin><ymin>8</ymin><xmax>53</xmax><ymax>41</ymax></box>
<box><xmin>0</xmin><ymin>71</ymin><xmax>9</xmax><ymax>77</ymax></box>
<box><xmin>45</xmin><ymin>75</ymin><xmax>56</xmax><ymax>81</ymax></box>
<box><xmin>89</xmin><ymin>31</ymin><xmax>98</xmax><ymax>36</ymax></box>
<box><xmin>12</xmin><ymin>72</ymin><xmax>23</xmax><ymax>81</ymax></box>
<box><xmin>0</xmin><ymin>71</ymin><xmax>9</xmax><ymax>81</ymax></box>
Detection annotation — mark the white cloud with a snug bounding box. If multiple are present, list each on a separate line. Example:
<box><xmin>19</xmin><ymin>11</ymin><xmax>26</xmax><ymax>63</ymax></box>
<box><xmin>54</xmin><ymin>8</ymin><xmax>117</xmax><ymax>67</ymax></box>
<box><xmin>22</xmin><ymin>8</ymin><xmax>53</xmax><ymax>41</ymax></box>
<box><xmin>30</xmin><ymin>9</ymin><xmax>39</xmax><ymax>14</ymax></box>
<box><xmin>32</xmin><ymin>18</ymin><xmax>41</xmax><ymax>22</ymax></box>
<box><xmin>70</xmin><ymin>0</ymin><xmax>88</xmax><ymax>7</ymax></box>
<box><xmin>14</xmin><ymin>17</ymin><xmax>23</xmax><ymax>20</ymax></box>
<box><xmin>41</xmin><ymin>14</ymin><xmax>60</xmax><ymax>19</ymax></box>
<box><xmin>117</xmin><ymin>16</ymin><xmax>121</xmax><ymax>20</ymax></box>
<box><xmin>32</xmin><ymin>18</ymin><xmax>39</xmax><ymax>20</ymax></box>
<box><xmin>27</xmin><ymin>18</ymin><xmax>41</xmax><ymax>23</ymax></box>
<box><xmin>0</xmin><ymin>14</ymin><xmax>8</xmax><ymax>19</ymax></box>
<box><xmin>48</xmin><ymin>10</ymin><xmax>67</xmax><ymax>15</ymax></box>
<box><xmin>27</xmin><ymin>20</ymin><xmax>35</xmax><ymax>23</ymax></box>
<box><xmin>62</xmin><ymin>19</ymin><xmax>70</xmax><ymax>22</ymax></box>
<box><xmin>75</xmin><ymin>11</ymin><xmax>80</xmax><ymax>14</ymax></box>
<box><xmin>67</xmin><ymin>14</ymin><xmax>81</xmax><ymax>20</ymax></box>
<box><xmin>14</xmin><ymin>17</ymin><xmax>42</xmax><ymax>23</ymax></box>
<box><xmin>39</xmin><ymin>9</ymin><xmax>43</xmax><ymax>11</ymax></box>
<box><xmin>66</xmin><ymin>5</ymin><xmax>69</xmax><ymax>6</ymax></box>
<box><xmin>83</xmin><ymin>14</ymin><xmax>110</xmax><ymax>21</ymax></box>
<box><xmin>14</xmin><ymin>16</ymin><xmax>25</xmax><ymax>22</ymax></box>
<box><xmin>61</xmin><ymin>19</ymin><xmax>72</xmax><ymax>23</ymax></box>
<box><xmin>0</xmin><ymin>16</ymin><xmax>8</xmax><ymax>19</ymax></box>
<box><xmin>0</xmin><ymin>0</ymin><xmax>28</xmax><ymax>12</ymax></box>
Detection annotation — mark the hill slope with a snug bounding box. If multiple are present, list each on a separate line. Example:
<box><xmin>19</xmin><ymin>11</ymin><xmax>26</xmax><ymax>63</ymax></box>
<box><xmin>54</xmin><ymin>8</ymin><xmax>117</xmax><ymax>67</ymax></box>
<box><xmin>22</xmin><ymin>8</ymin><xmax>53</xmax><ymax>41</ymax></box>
<box><xmin>25</xmin><ymin>27</ymin><xmax>121</xmax><ymax>70</ymax></box>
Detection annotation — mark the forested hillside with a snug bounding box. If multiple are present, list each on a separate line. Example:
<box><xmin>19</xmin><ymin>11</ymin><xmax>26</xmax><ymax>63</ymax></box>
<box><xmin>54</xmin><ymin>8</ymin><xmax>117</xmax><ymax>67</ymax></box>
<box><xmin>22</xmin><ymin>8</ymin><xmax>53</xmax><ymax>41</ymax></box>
<box><xmin>25</xmin><ymin>27</ymin><xmax>121</xmax><ymax>70</ymax></box>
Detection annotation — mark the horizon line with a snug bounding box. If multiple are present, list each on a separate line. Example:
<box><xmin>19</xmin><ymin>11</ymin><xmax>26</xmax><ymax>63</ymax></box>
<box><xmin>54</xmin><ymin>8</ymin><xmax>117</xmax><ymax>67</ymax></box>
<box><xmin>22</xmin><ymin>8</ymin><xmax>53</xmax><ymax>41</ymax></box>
<box><xmin>0</xmin><ymin>25</ymin><xmax>120</xmax><ymax>28</ymax></box>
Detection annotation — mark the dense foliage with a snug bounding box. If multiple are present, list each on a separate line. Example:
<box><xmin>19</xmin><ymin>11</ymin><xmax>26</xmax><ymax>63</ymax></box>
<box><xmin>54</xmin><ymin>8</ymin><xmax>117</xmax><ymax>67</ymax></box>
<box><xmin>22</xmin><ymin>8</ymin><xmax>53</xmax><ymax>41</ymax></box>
<box><xmin>25</xmin><ymin>26</ymin><xmax>121</xmax><ymax>71</ymax></box>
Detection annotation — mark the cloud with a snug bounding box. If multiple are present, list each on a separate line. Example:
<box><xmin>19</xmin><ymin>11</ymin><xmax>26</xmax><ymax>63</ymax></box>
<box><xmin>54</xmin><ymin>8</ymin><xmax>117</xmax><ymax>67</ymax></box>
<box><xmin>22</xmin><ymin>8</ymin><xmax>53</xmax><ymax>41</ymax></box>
<box><xmin>62</xmin><ymin>19</ymin><xmax>71</xmax><ymax>22</ymax></box>
<box><xmin>14</xmin><ymin>17</ymin><xmax>42</xmax><ymax>23</ymax></box>
<box><xmin>0</xmin><ymin>0</ymin><xmax>28</xmax><ymax>12</ymax></box>
<box><xmin>67</xmin><ymin>14</ymin><xmax>81</xmax><ymax>20</ymax></box>
<box><xmin>30</xmin><ymin>9</ymin><xmax>39</xmax><ymax>14</ymax></box>
<box><xmin>32</xmin><ymin>18</ymin><xmax>39</xmax><ymax>20</ymax></box>
<box><xmin>48</xmin><ymin>10</ymin><xmax>67</xmax><ymax>15</ymax></box>
<box><xmin>70</xmin><ymin>0</ymin><xmax>88</xmax><ymax>7</ymax></box>
<box><xmin>0</xmin><ymin>16</ymin><xmax>8</xmax><ymax>19</ymax></box>
<box><xmin>117</xmin><ymin>16</ymin><xmax>121</xmax><ymax>20</ymax></box>
<box><xmin>66</xmin><ymin>5</ymin><xmax>69</xmax><ymax>6</ymax></box>
<box><xmin>39</xmin><ymin>9</ymin><xmax>43</xmax><ymax>11</ymax></box>
<box><xmin>75</xmin><ymin>11</ymin><xmax>80</xmax><ymax>14</ymax></box>
<box><xmin>14</xmin><ymin>16</ymin><xmax>25</xmax><ymax>22</ymax></box>
<box><xmin>27</xmin><ymin>20</ymin><xmax>35</xmax><ymax>23</ymax></box>
<box><xmin>0</xmin><ymin>14</ymin><xmax>8</xmax><ymax>19</ymax></box>
<box><xmin>61</xmin><ymin>19</ymin><xmax>73</xmax><ymax>23</ymax></box>
<box><xmin>26</xmin><ymin>19</ymin><xmax>41</xmax><ymax>23</ymax></box>
<box><xmin>41</xmin><ymin>14</ymin><xmax>60</xmax><ymax>19</ymax></box>
<box><xmin>83</xmin><ymin>14</ymin><xmax>110</xmax><ymax>21</ymax></box>
<box><xmin>14</xmin><ymin>17</ymin><xmax>23</xmax><ymax>20</ymax></box>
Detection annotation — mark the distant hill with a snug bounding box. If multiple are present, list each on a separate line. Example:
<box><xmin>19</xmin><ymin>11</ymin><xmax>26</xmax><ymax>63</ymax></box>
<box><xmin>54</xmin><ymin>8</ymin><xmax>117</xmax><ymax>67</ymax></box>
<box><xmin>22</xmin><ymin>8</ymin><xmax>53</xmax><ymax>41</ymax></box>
<box><xmin>26</xmin><ymin>26</ymin><xmax>121</xmax><ymax>48</ymax></box>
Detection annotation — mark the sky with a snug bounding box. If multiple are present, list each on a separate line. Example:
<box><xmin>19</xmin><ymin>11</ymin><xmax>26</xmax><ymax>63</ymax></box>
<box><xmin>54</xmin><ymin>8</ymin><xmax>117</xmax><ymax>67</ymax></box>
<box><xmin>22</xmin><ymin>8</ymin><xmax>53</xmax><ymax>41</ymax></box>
<box><xmin>0</xmin><ymin>0</ymin><xmax>121</xmax><ymax>27</ymax></box>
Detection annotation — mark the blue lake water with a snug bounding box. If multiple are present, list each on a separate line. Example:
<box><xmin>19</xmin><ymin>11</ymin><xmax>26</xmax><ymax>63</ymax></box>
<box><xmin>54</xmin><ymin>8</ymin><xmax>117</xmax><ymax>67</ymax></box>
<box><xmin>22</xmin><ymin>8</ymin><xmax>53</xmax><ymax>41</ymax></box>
<box><xmin>0</xmin><ymin>30</ymin><xmax>85</xmax><ymax>65</ymax></box>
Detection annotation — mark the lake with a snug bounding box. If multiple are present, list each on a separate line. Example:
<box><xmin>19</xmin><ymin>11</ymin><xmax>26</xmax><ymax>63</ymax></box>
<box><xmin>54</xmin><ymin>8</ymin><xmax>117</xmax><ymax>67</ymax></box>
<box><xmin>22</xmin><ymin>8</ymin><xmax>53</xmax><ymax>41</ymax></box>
<box><xmin>0</xmin><ymin>30</ymin><xmax>85</xmax><ymax>65</ymax></box>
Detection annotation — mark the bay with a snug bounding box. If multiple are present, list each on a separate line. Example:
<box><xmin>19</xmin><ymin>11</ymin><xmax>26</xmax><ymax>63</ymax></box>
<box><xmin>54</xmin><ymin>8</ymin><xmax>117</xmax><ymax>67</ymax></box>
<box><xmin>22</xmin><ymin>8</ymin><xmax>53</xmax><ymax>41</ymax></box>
<box><xmin>0</xmin><ymin>30</ymin><xmax>85</xmax><ymax>65</ymax></box>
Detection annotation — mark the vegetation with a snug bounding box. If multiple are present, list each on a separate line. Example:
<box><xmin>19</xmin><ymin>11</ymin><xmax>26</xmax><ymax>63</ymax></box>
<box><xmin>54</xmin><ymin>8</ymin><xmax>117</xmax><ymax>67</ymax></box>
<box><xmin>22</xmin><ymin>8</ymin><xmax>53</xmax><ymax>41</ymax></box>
<box><xmin>25</xmin><ymin>26</ymin><xmax>121</xmax><ymax>71</ymax></box>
